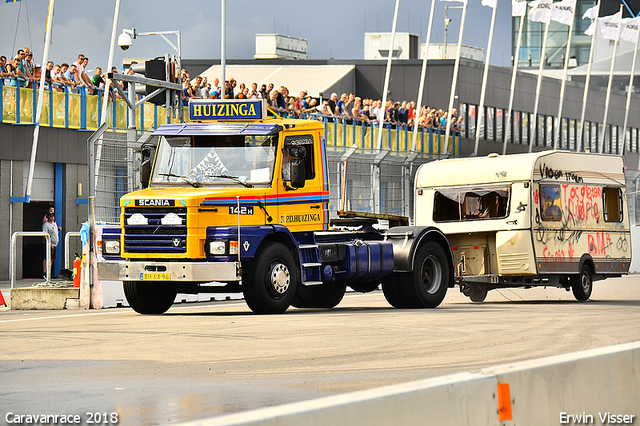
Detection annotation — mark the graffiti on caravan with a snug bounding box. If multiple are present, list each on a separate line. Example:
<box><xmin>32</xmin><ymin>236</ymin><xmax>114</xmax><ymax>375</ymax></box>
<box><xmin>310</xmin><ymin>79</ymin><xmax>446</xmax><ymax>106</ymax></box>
<box><xmin>539</xmin><ymin>164</ymin><xmax>584</xmax><ymax>183</ymax></box>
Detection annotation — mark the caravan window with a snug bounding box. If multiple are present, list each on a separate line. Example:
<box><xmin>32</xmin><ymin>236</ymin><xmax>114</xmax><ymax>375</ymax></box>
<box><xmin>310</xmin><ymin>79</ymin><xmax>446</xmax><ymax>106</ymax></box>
<box><xmin>540</xmin><ymin>184</ymin><xmax>562</xmax><ymax>222</ymax></box>
<box><xmin>433</xmin><ymin>185</ymin><xmax>510</xmax><ymax>222</ymax></box>
<box><xmin>603</xmin><ymin>187</ymin><xmax>623</xmax><ymax>222</ymax></box>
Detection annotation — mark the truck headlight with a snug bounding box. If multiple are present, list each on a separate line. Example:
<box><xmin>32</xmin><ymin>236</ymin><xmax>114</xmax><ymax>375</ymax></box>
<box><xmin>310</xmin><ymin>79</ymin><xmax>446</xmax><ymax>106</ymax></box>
<box><xmin>127</xmin><ymin>213</ymin><xmax>148</xmax><ymax>225</ymax></box>
<box><xmin>209</xmin><ymin>240</ymin><xmax>227</xmax><ymax>255</ymax></box>
<box><xmin>161</xmin><ymin>212</ymin><xmax>182</xmax><ymax>225</ymax></box>
<box><xmin>103</xmin><ymin>239</ymin><xmax>121</xmax><ymax>255</ymax></box>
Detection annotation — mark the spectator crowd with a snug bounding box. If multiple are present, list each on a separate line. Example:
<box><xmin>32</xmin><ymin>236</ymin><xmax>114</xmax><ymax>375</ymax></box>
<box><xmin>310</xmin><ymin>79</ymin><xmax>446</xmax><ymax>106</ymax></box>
<box><xmin>180</xmin><ymin>68</ymin><xmax>464</xmax><ymax>132</ymax></box>
<box><xmin>0</xmin><ymin>46</ymin><xmax>463</xmax><ymax>132</ymax></box>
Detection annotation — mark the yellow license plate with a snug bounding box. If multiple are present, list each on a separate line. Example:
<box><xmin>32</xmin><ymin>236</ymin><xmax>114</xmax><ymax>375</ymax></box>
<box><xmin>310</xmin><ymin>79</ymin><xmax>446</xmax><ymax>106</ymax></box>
<box><xmin>142</xmin><ymin>272</ymin><xmax>171</xmax><ymax>281</ymax></box>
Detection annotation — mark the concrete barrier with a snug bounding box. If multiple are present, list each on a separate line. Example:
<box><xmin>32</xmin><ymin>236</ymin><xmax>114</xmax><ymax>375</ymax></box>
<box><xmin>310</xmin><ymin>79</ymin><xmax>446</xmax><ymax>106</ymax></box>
<box><xmin>177</xmin><ymin>341</ymin><xmax>640</xmax><ymax>426</ymax></box>
<box><xmin>10</xmin><ymin>287</ymin><xmax>80</xmax><ymax>310</ymax></box>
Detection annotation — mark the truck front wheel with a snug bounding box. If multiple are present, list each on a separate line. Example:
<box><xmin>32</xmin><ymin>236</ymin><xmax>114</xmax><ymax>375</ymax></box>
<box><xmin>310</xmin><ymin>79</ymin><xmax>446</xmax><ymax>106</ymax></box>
<box><xmin>243</xmin><ymin>242</ymin><xmax>297</xmax><ymax>314</ymax></box>
<box><xmin>123</xmin><ymin>281</ymin><xmax>177</xmax><ymax>314</ymax></box>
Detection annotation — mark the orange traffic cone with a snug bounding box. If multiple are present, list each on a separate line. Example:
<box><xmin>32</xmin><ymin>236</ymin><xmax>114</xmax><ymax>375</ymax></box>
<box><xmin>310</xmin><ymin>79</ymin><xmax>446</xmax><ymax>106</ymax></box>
<box><xmin>0</xmin><ymin>289</ymin><xmax>6</xmax><ymax>307</ymax></box>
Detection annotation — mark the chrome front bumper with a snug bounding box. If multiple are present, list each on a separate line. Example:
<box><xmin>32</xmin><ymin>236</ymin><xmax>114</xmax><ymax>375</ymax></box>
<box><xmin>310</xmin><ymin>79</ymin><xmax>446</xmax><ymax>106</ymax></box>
<box><xmin>97</xmin><ymin>260</ymin><xmax>241</xmax><ymax>282</ymax></box>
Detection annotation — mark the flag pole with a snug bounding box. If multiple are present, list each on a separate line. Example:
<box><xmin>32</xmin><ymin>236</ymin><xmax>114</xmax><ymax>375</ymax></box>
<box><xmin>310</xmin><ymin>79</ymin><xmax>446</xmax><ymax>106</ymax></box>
<box><xmin>473</xmin><ymin>0</ymin><xmax>499</xmax><ymax>156</ymax></box>
<box><xmin>376</xmin><ymin>0</ymin><xmax>401</xmax><ymax>151</ymax></box>
<box><xmin>577</xmin><ymin>1</ymin><xmax>600</xmax><ymax>153</ymax></box>
<box><xmin>504</xmin><ymin>5</ymin><xmax>527</xmax><ymax>155</ymax></box>
<box><xmin>553</xmin><ymin>4</ymin><xmax>577</xmax><ymax>150</ymax></box>
<box><xmin>100</xmin><ymin>0</ymin><xmax>121</xmax><ymax>126</ymax></box>
<box><xmin>600</xmin><ymin>5</ymin><xmax>624</xmax><ymax>154</ymax></box>
<box><xmin>621</xmin><ymin>19</ymin><xmax>640</xmax><ymax>156</ymax></box>
<box><xmin>443</xmin><ymin>0</ymin><xmax>469</xmax><ymax>158</ymax></box>
<box><xmin>529</xmin><ymin>21</ymin><xmax>551</xmax><ymax>153</ymax></box>
<box><xmin>94</xmin><ymin>0</ymin><xmax>122</xmax><ymax>194</ymax></box>
<box><xmin>25</xmin><ymin>0</ymin><xmax>55</xmax><ymax>200</ymax></box>
<box><xmin>221</xmin><ymin>0</ymin><xmax>226</xmax><ymax>98</ymax></box>
<box><xmin>411</xmin><ymin>0</ymin><xmax>437</xmax><ymax>152</ymax></box>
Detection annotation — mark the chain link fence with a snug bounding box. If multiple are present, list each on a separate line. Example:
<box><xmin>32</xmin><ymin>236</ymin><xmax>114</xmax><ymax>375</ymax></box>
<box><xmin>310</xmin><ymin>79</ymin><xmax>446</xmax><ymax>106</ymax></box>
<box><xmin>90</xmin><ymin>128</ymin><xmax>433</xmax><ymax>224</ymax></box>
<box><xmin>327</xmin><ymin>148</ymin><xmax>433</xmax><ymax>221</ymax></box>
<box><xmin>92</xmin><ymin>128</ymin><xmax>148</xmax><ymax>223</ymax></box>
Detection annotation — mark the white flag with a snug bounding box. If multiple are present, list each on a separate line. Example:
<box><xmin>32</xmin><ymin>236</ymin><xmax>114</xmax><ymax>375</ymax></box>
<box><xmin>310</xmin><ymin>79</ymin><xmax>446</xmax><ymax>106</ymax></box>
<box><xmin>621</xmin><ymin>16</ymin><xmax>640</xmax><ymax>43</ymax></box>
<box><xmin>600</xmin><ymin>10</ymin><xmax>623</xmax><ymax>41</ymax></box>
<box><xmin>550</xmin><ymin>0</ymin><xmax>576</xmax><ymax>26</ymax></box>
<box><xmin>582</xmin><ymin>4</ymin><xmax>598</xmax><ymax>36</ymax></box>
<box><xmin>512</xmin><ymin>0</ymin><xmax>526</xmax><ymax>17</ymax></box>
<box><xmin>528</xmin><ymin>0</ymin><xmax>552</xmax><ymax>24</ymax></box>
<box><xmin>482</xmin><ymin>0</ymin><xmax>497</xmax><ymax>8</ymax></box>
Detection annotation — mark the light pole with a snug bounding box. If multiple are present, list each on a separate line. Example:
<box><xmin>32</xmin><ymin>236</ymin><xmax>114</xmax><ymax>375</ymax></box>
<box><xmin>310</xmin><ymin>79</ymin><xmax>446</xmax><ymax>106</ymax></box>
<box><xmin>444</xmin><ymin>5</ymin><xmax>451</xmax><ymax>59</ymax></box>
<box><xmin>443</xmin><ymin>4</ymin><xmax>463</xmax><ymax>59</ymax></box>
<box><xmin>118</xmin><ymin>28</ymin><xmax>182</xmax><ymax>122</ymax></box>
<box><xmin>119</xmin><ymin>28</ymin><xmax>182</xmax><ymax>79</ymax></box>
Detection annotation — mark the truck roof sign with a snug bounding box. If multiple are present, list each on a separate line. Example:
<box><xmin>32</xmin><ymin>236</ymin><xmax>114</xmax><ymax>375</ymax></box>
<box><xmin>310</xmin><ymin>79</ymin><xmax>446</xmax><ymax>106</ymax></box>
<box><xmin>189</xmin><ymin>99</ymin><xmax>266</xmax><ymax>121</ymax></box>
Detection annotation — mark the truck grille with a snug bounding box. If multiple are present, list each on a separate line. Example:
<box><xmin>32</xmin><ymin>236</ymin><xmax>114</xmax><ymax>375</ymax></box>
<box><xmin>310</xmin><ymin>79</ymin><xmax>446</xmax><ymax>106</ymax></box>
<box><xmin>124</xmin><ymin>207</ymin><xmax>187</xmax><ymax>254</ymax></box>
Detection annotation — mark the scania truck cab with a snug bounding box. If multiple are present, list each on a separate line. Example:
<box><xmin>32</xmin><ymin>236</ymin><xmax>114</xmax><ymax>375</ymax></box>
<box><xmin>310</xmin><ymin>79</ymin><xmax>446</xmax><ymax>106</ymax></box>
<box><xmin>98</xmin><ymin>99</ymin><xmax>456</xmax><ymax>314</ymax></box>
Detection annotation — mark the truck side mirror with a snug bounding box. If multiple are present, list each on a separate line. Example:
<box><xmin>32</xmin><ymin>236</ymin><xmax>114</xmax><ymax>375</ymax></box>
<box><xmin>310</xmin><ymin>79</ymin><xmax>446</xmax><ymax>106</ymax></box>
<box><xmin>288</xmin><ymin>146</ymin><xmax>306</xmax><ymax>188</ymax></box>
<box><xmin>140</xmin><ymin>148</ymin><xmax>154</xmax><ymax>189</ymax></box>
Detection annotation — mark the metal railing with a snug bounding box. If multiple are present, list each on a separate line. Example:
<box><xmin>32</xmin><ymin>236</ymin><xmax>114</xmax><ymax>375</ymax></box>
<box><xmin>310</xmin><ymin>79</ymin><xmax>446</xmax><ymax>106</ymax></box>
<box><xmin>10</xmin><ymin>231</ymin><xmax>51</xmax><ymax>289</ymax></box>
<box><xmin>4</xmin><ymin>79</ymin><xmax>638</xmax><ymax>155</ymax></box>
<box><xmin>64</xmin><ymin>232</ymin><xmax>82</xmax><ymax>270</ymax></box>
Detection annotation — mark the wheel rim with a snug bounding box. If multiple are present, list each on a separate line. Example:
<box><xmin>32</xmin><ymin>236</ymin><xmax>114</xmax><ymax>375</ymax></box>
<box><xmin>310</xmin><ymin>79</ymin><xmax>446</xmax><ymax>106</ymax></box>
<box><xmin>420</xmin><ymin>255</ymin><xmax>442</xmax><ymax>295</ymax></box>
<box><xmin>269</xmin><ymin>260</ymin><xmax>291</xmax><ymax>295</ymax></box>
<box><xmin>581</xmin><ymin>271</ymin><xmax>591</xmax><ymax>294</ymax></box>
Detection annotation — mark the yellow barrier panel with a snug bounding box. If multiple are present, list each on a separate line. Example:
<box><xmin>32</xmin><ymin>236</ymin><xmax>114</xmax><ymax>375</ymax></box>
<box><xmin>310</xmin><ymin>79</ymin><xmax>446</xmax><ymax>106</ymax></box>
<box><xmin>2</xmin><ymin>86</ymin><xmax>17</xmax><ymax>123</ymax></box>
<box><xmin>157</xmin><ymin>108</ymin><xmax>168</xmax><ymax>126</ymax></box>
<box><xmin>86</xmin><ymin>95</ymin><xmax>99</xmax><ymax>130</ymax></box>
<box><xmin>39</xmin><ymin>93</ymin><xmax>50</xmax><ymax>126</ymax></box>
<box><xmin>114</xmin><ymin>99</ymin><xmax>127</xmax><ymax>128</ymax></box>
<box><xmin>143</xmin><ymin>103</ymin><xmax>155</xmax><ymax>130</ymax></box>
<box><xmin>52</xmin><ymin>91</ymin><xmax>66</xmax><ymax>127</ymax></box>
<box><xmin>67</xmin><ymin>93</ymin><xmax>81</xmax><ymax>129</ymax></box>
<box><xmin>19</xmin><ymin>87</ymin><xmax>33</xmax><ymax>123</ymax></box>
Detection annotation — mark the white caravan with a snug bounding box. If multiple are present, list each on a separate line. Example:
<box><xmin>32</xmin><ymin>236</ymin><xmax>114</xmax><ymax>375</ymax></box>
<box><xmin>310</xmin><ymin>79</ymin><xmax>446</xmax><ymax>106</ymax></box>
<box><xmin>414</xmin><ymin>151</ymin><xmax>631</xmax><ymax>302</ymax></box>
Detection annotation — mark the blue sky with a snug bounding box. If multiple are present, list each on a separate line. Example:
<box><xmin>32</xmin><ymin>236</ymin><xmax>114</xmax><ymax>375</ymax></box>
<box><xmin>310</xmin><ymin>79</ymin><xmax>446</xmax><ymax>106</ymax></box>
<box><xmin>0</xmin><ymin>0</ymin><xmax>514</xmax><ymax>70</ymax></box>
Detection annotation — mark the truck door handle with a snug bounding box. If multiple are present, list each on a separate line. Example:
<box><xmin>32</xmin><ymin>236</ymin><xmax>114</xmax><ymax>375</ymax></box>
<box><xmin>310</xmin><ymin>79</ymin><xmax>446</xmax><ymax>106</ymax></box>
<box><xmin>310</xmin><ymin>205</ymin><xmax>321</xmax><ymax>209</ymax></box>
<box><xmin>506</xmin><ymin>220</ymin><xmax>517</xmax><ymax>225</ymax></box>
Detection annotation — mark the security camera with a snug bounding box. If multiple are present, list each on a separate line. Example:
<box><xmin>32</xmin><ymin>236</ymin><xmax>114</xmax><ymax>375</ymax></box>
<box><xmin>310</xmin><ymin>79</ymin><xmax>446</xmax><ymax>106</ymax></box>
<box><xmin>118</xmin><ymin>32</ymin><xmax>133</xmax><ymax>51</ymax></box>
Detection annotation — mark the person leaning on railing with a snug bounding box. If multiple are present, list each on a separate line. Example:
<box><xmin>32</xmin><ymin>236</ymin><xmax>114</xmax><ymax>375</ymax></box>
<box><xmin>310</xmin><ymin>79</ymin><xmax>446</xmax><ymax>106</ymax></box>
<box><xmin>12</xmin><ymin>55</ymin><xmax>33</xmax><ymax>87</ymax></box>
<box><xmin>0</xmin><ymin>56</ymin><xmax>12</xmax><ymax>83</ymax></box>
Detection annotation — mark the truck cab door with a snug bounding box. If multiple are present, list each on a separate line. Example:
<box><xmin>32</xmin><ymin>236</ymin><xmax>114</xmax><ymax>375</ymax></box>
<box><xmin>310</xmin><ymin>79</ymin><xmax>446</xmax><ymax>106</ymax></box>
<box><xmin>276</xmin><ymin>132</ymin><xmax>329</xmax><ymax>234</ymax></box>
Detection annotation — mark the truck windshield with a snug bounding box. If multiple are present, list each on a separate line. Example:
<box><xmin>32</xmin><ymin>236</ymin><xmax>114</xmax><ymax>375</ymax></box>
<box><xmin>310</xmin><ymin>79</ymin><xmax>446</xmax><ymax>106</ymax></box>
<box><xmin>151</xmin><ymin>135</ymin><xmax>278</xmax><ymax>186</ymax></box>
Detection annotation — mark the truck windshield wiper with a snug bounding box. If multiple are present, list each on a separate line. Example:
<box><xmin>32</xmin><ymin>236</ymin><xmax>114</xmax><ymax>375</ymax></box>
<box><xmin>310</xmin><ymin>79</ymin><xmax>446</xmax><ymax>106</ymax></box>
<box><xmin>158</xmin><ymin>173</ymin><xmax>203</xmax><ymax>188</ymax></box>
<box><xmin>209</xmin><ymin>175</ymin><xmax>253</xmax><ymax>188</ymax></box>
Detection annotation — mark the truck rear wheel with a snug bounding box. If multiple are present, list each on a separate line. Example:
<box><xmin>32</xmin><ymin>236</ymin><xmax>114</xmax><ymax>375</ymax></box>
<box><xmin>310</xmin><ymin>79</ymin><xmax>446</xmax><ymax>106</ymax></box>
<box><xmin>243</xmin><ymin>242</ymin><xmax>297</xmax><ymax>314</ymax></box>
<box><xmin>403</xmin><ymin>241</ymin><xmax>450</xmax><ymax>308</ymax></box>
<box><xmin>292</xmin><ymin>283</ymin><xmax>346</xmax><ymax>309</ymax></box>
<box><xmin>123</xmin><ymin>281</ymin><xmax>177</xmax><ymax>315</ymax></box>
<box><xmin>572</xmin><ymin>265</ymin><xmax>593</xmax><ymax>301</ymax></box>
<box><xmin>382</xmin><ymin>273</ymin><xmax>417</xmax><ymax>308</ymax></box>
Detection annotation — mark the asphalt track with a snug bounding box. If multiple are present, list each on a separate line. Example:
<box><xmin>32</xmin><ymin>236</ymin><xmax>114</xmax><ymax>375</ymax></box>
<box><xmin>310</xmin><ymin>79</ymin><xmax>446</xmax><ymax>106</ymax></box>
<box><xmin>1</xmin><ymin>275</ymin><xmax>639</xmax><ymax>425</ymax></box>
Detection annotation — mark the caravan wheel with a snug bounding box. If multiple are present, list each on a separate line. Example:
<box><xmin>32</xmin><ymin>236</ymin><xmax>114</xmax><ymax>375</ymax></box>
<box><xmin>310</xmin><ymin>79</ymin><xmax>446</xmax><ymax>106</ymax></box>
<box><xmin>572</xmin><ymin>265</ymin><xmax>593</xmax><ymax>301</ymax></box>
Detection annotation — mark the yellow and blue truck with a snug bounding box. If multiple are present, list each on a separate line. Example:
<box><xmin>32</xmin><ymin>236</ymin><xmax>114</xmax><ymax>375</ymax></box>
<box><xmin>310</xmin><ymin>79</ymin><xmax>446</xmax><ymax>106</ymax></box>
<box><xmin>97</xmin><ymin>99</ymin><xmax>456</xmax><ymax>314</ymax></box>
